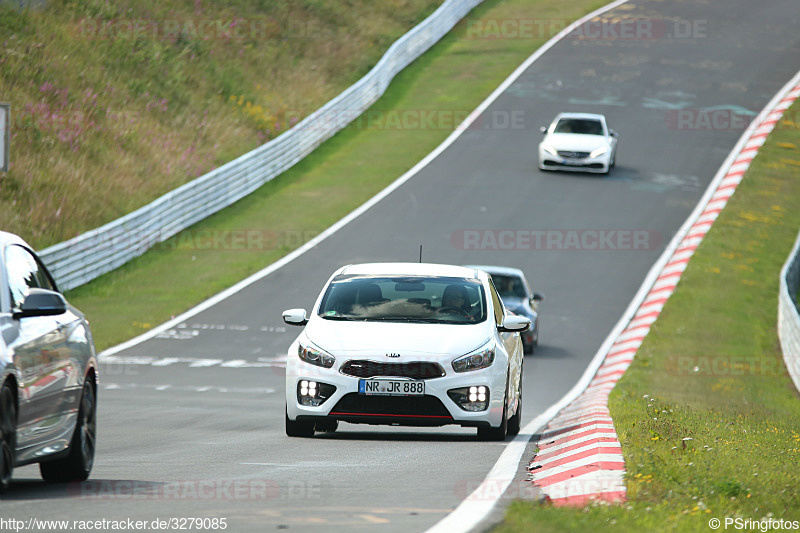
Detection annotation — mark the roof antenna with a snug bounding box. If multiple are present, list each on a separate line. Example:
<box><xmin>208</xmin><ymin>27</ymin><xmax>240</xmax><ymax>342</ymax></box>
<box><xmin>419</xmin><ymin>245</ymin><xmax>423</xmax><ymax>263</ymax></box>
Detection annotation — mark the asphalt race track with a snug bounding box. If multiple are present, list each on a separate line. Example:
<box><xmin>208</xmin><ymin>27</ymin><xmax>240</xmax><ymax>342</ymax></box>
<box><xmin>4</xmin><ymin>1</ymin><xmax>800</xmax><ymax>531</ymax></box>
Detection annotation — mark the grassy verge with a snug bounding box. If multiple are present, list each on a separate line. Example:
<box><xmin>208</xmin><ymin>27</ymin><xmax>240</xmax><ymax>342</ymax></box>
<box><xmin>0</xmin><ymin>0</ymin><xmax>441</xmax><ymax>247</ymax></box>
<box><xmin>66</xmin><ymin>0</ymin><xmax>607</xmax><ymax>351</ymax></box>
<box><xmin>495</xmin><ymin>101</ymin><xmax>800</xmax><ymax>530</ymax></box>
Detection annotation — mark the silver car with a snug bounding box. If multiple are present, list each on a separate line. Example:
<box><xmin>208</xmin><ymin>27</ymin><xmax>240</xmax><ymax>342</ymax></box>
<box><xmin>467</xmin><ymin>266</ymin><xmax>543</xmax><ymax>354</ymax></box>
<box><xmin>0</xmin><ymin>231</ymin><xmax>98</xmax><ymax>491</ymax></box>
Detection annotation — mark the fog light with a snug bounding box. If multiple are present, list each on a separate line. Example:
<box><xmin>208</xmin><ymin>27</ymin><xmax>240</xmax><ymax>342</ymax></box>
<box><xmin>448</xmin><ymin>386</ymin><xmax>489</xmax><ymax>412</ymax></box>
<box><xmin>297</xmin><ymin>380</ymin><xmax>336</xmax><ymax>407</ymax></box>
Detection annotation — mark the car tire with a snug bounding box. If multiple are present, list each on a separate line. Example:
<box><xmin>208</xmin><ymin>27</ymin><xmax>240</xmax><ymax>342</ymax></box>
<box><xmin>478</xmin><ymin>385</ymin><xmax>508</xmax><ymax>441</ymax></box>
<box><xmin>523</xmin><ymin>340</ymin><xmax>533</xmax><ymax>355</ymax></box>
<box><xmin>0</xmin><ymin>382</ymin><xmax>16</xmax><ymax>493</ymax></box>
<box><xmin>285</xmin><ymin>407</ymin><xmax>315</xmax><ymax>438</ymax></box>
<box><xmin>507</xmin><ymin>385</ymin><xmax>522</xmax><ymax>437</ymax></box>
<box><xmin>315</xmin><ymin>419</ymin><xmax>338</xmax><ymax>433</ymax></box>
<box><xmin>40</xmin><ymin>378</ymin><xmax>96</xmax><ymax>483</ymax></box>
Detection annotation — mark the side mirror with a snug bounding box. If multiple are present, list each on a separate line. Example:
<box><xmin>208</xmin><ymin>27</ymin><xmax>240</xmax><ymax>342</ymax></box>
<box><xmin>609</xmin><ymin>129</ymin><xmax>618</xmax><ymax>137</ymax></box>
<box><xmin>499</xmin><ymin>315</ymin><xmax>530</xmax><ymax>333</ymax></box>
<box><xmin>531</xmin><ymin>292</ymin><xmax>545</xmax><ymax>302</ymax></box>
<box><xmin>539</xmin><ymin>126</ymin><xmax>548</xmax><ymax>135</ymax></box>
<box><xmin>14</xmin><ymin>289</ymin><xmax>67</xmax><ymax>319</ymax></box>
<box><xmin>282</xmin><ymin>308</ymin><xmax>308</xmax><ymax>326</ymax></box>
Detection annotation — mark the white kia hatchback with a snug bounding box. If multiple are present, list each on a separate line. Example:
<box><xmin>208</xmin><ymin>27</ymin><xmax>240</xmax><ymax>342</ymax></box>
<box><xmin>283</xmin><ymin>263</ymin><xmax>529</xmax><ymax>440</ymax></box>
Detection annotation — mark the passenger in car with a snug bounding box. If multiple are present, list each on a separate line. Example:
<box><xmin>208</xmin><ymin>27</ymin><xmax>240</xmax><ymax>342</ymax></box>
<box><xmin>356</xmin><ymin>283</ymin><xmax>386</xmax><ymax>306</ymax></box>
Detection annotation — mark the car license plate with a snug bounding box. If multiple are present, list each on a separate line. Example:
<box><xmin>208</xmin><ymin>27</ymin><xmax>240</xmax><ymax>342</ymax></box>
<box><xmin>563</xmin><ymin>158</ymin><xmax>582</xmax><ymax>165</ymax></box>
<box><xmin>359</xmin><ymin>379</ymin><xmax>425</xmax><ymax>396</ymax></box>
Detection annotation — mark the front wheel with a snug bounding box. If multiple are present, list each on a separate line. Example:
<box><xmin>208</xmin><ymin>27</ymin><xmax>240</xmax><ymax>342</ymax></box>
<box><xmin>478</xmin><ymin>387</ymin><xmax>508</xmax><ymax>441</ymax></box>
<box><xmin>0</xmin><ymin>382</ymin><xmax>17</xmax><ymax>492</ymax></box>
<box><xmin>507</xmin><ymin>385</ymin><xmax>522</xmax><ymax>437</ymax></box>
<box><xmin>40</xmin><ymin>378</ymin><xmax>96</xmax><ymax>483</ymax></box>
<box><xmin>285</xmin><ymin>407</ymin><xmax>315</xmax><ymax>438</ymax></box>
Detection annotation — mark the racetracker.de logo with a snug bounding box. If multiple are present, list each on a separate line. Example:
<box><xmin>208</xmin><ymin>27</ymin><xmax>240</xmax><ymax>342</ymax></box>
<box><xmin>665</xmin><ymin>355</ymin><xmax>788</xmax><ymax>377</ymax></box>
<box><xmin>67</xmin><ymin>479</ymin><xmax>322</xmax><ymax>500</ymax></box>
<box><xmin>464</xmin><ymin>18</ymin><xmax>707</xmax><ymax>41</ymax></box>
<box><xmin>76</xmin><ymin>18</ymin><xmax>323</xmax><ymax>41</ymax></box>
<box><xmin>451</xmin><ymin>230</ymin><xmax>661</xmax><ymax>251</ymax></box>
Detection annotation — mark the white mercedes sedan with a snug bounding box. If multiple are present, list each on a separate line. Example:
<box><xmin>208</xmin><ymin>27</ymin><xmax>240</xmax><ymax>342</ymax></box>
<box><xmin>538</xmin><ymin>112</ymin><xmax>618</xmax><ymax>174</ymax></box>
<box><xmin>282</xmin><ymin>263</ymin><xmax>529</xmax><ymax>440</ymax></box>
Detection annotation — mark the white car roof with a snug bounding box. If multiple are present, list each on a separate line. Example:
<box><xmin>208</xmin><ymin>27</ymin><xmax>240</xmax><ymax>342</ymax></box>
<box><xmin>339</xmin><ymin>262</ymin><xmax>483</xmax><ymax>279</ymax></box>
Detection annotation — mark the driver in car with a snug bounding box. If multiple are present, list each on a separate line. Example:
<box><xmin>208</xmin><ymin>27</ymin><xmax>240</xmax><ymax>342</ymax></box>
<box><xmin>440</xmin><ymin>285</ymin><xmax>473</xmax><ymax>319</ymax></box>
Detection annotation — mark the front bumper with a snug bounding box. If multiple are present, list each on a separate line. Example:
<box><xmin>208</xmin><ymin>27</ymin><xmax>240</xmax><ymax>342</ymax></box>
<box><xmin>538</xmin><ymin>148</ymin><xmax>611</xmax><ymax>173</ymax></box>
<box><xmin>285</xmin><ymin>355</ymin><xmax>507</xmax><ymax>428</ymax></box>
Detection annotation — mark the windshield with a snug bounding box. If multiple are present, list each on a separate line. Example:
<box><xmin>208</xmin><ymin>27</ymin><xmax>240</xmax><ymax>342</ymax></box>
<box><xmin>553</xmin><ymin>118</ymin><xmax>604</xmax><ymax>135</ymax></box>
<box><xmin>317</xmin><ymin>275</ymin><xmax>487</xmax><ymax>324</ymax></box>
<box><xmin>490</xmin><ymin>274</ymin><xmax>528</xmax><ymax>300</ymax></box>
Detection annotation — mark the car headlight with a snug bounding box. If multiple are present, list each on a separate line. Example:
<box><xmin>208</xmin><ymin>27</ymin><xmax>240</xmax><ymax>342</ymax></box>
<box><xmin>298</xmin><ymin>341</ymin><xmax>335</xmax><ymax>368</ymax></box>
<box><xmin>590</xmin><ymin>146</ymin><xmax>609</xmax><ymax>158</ymax></box>
<box><xmin>541</xmin><ymin>144</ymin><xmax>558</xmax><ymax>157</ymax></box>
<box><xmin>452</xmin><ymin>341</ymin><xmax>495</xmax><ymax>373</ymax></box>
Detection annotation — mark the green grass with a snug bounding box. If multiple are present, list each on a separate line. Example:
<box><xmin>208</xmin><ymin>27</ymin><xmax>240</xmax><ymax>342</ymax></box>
<box><xmin>65</xmin><ymin>0</ymin><xmax>607</xmax><ymax>351</ymax></box>
<box><xmin>494</xmin><ymin>102</ymin><xmax>800</xmax><ymax>531</ymax></box>
<box><xmin>0</xmin><ymin>0</ymin><xmax>441</xmax><ymax>247</ymax></box>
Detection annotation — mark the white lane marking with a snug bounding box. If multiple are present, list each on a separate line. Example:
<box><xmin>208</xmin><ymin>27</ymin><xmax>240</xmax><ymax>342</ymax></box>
<box><xmin>151</xmin><ymin>358</ymin><xmax>180</xmax><ymax>366</ymax></box>
<box><xmin>220</xmin><ymin>360</ymin><xmax>248</xmax><ymax>367</ymax></box>
<box><xmin>355</xmin><ymin>515</ymin><xmax>390</xmax><ymax>525</ymax></box>
<box><xmin>189</xmin><ymin>359</ymin><xmax>224</xmax><ymax>367</ymax></box>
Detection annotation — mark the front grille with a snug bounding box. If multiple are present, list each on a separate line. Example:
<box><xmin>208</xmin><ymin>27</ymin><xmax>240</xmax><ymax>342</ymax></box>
<box><xmin>557</xmin><ymin>150</ymin><xmax>589</xmax><ymax>159</ymax></box>
<box><xmin>340</xmin><ymin>360</ymin><xmax>445</xmax><ymax>379</ymax></box>
<box><xmin>329</xmin><ymin>393</ymin><xmax>452</xmax><ymax>419</ymax></box>
<box><xmin>544</xmin><ymin>161</ymin><xmax>604</xmax><ymax>169</ymax></box>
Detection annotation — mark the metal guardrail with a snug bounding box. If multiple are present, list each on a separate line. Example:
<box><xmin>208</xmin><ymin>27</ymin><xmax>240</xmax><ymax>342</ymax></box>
<box><xmin>38</xmin><ymin>0</ymin><xmax>483</xmax><ymax>291</ymax></box>
<box><xmin>779</xmin><ymin>229</ymin><xmax>800</xmax><ymax>392</ymax></box>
